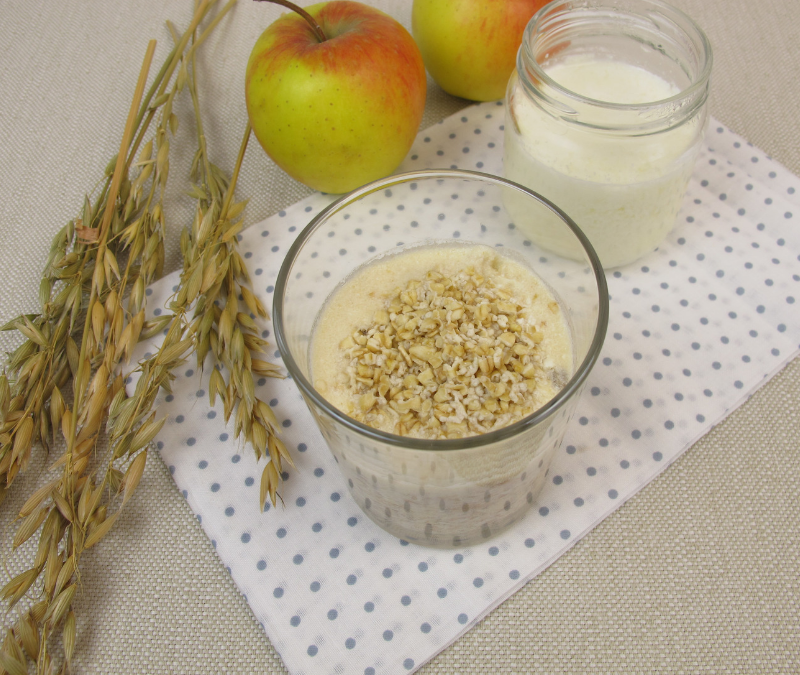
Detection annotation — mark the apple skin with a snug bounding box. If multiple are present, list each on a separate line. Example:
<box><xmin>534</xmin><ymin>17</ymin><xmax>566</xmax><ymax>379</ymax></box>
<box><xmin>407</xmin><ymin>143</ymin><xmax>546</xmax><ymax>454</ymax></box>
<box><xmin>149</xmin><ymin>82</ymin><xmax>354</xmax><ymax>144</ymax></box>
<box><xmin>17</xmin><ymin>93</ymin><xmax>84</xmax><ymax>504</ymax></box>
<box><xmin>412</xmin><ymin>0</ymin><xmax>547</xmax><ymax>102</ymax></box>
<box><xmin>245</xmin><ymin>1</ymin><xmax>427</xmax><ymax>194</ymax></box>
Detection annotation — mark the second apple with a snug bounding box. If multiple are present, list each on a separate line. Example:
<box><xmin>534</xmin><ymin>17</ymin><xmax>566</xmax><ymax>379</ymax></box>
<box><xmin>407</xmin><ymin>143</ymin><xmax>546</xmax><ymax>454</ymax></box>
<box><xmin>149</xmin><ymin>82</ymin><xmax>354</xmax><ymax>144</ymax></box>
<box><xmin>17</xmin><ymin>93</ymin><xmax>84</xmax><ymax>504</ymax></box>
<box><xmin>412</xmin><ymin>0</ymin><xmax>548</xmax><ymax>102</ymax></box>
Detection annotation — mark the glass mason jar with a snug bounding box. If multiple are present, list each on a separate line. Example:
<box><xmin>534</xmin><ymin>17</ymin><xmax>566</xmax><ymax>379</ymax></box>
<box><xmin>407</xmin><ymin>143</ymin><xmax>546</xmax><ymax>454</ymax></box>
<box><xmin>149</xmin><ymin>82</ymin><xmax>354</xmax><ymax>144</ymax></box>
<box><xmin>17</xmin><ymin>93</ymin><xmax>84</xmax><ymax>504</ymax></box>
<box><xmin>274</xmin><ymin>170</ymin><xmax>608</xmax><ymax>547</ymax></box>
<box><xmin>504</xmin><ymin>0</ymin><xmax>712</xmax><ymax>269</ymax></box>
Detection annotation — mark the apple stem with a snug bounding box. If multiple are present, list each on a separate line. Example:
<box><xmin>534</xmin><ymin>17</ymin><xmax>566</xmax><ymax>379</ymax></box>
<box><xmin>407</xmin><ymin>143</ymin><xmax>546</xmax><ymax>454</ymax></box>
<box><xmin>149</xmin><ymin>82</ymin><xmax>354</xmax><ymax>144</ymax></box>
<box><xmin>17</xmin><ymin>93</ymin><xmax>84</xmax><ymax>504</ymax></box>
<box><xmin>254</xmin><ymin>0</ymin><xmax>328</xmax><ymax>42</ymax></box>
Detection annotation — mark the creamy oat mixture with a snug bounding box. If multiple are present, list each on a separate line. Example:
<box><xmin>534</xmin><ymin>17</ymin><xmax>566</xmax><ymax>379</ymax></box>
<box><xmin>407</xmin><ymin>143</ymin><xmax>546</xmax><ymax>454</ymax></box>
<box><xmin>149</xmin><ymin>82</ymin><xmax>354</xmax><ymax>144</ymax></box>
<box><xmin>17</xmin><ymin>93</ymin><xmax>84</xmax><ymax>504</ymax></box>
<box><xmin>310</xmin><ymin>244</ymin><xmax>573</xmax><ymax>439</ymax></box>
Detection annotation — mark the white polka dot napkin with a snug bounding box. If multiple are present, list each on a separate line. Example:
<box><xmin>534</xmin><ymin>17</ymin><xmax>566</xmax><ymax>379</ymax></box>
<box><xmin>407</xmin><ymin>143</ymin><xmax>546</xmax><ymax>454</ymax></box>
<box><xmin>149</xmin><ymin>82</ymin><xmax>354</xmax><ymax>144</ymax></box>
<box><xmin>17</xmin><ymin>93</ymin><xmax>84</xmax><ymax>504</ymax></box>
<box><xmin>131</xmin><ymin>101</ymin><xmax>800</xmax><ymax>675</ymax></box>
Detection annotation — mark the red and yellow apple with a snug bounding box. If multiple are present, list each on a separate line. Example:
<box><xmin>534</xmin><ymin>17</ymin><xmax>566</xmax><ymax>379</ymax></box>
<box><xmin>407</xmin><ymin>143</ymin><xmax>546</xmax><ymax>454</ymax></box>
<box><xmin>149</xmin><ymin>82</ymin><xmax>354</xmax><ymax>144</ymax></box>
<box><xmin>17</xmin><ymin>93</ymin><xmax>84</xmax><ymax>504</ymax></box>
<box><xmin>245</xmin><ymin>1</ymin><xmax>427</xmax><ymax>194</ymax></box>
<box><xmin>412</xmin><ymin>0</ymin><xmax>548</xmax><ymax>102</ymax></box>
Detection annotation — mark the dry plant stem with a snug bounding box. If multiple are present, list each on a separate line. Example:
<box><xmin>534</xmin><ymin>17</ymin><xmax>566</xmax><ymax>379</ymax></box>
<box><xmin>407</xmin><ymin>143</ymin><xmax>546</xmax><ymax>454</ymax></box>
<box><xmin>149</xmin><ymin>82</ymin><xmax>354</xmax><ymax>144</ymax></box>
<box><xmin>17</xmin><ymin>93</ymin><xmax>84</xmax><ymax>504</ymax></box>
<box><xmin>125</xmin><ymin>0</ymin><xmax>219</xmax><ymax>174</ymax></box>
<box><xmin>255</xmin><ymin>0</ymin><xmax>328</xmax><ymax>42</ymax></box>
<box><xmin>100</xmin><ymin>41</ymin><xmax>157</xmax><ymax>241</ymax></box>
<box><xmin>221</xmin><ymin>122</ymin><xmax>252</xmax><ymax>219</ymax></box>
<box><xmin>186</xmin><ymin>0</ymin><xmax>238</xmax><ymax>60</ymax></box>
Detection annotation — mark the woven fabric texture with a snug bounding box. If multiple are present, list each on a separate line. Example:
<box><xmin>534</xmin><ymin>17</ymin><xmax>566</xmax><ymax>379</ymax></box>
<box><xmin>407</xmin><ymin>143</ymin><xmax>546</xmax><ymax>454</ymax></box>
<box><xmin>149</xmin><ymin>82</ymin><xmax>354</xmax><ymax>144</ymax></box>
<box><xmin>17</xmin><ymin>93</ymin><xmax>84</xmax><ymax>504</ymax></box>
<box><xmin>0</xmin><ymin>0</ymin><xmax>797</xmax><ymax>673</ymax></box>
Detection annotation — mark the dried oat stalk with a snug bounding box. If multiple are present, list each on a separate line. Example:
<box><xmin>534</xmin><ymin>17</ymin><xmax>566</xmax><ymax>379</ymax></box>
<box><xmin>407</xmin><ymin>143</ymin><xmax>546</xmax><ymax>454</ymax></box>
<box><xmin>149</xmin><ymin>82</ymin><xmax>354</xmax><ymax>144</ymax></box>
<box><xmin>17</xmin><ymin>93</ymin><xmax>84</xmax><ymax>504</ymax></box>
<box><xmin>0</xmin><ymin>1</ymin><xmax>287</xmax><ymax>671</ymax></box>
<box><xmin>139</xmin><ymin>18</ymin><xmax>289</xmax><ymax>509</ymax></box>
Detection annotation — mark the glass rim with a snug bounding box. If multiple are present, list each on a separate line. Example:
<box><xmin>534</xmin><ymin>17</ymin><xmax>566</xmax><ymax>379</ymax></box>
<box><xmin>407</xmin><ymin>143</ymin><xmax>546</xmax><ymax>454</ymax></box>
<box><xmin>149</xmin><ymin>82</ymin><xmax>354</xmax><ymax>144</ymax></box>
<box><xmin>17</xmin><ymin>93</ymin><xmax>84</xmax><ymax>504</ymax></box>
<box><xmin>273</xmin><ymin>169</ymin><xmax>609</xmax><ymax>452</ymax></box>
<box><xmin>520</xmin><ymin>0</ymin><xmax>713</xmax><ymax>113</ymax></box>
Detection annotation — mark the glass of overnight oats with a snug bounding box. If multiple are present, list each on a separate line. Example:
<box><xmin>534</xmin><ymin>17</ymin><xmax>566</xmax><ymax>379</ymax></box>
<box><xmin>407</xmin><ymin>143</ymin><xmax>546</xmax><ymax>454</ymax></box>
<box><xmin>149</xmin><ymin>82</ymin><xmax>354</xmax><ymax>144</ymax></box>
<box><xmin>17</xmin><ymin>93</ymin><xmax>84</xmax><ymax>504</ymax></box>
<box><xmin>274</xmin><ymin>170</ymin><xmax>608</xmax><ymax>547</ymax></box>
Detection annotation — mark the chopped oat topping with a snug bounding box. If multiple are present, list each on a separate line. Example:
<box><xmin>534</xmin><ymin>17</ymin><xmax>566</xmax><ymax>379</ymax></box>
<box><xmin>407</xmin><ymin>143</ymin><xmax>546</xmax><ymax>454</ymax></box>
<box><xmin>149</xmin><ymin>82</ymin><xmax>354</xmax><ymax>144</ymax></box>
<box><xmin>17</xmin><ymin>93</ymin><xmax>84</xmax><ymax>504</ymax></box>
<box><xmin>335</xmin><ymin>266</ymin><xmax>563</xmax><ymax>439</ymax></box>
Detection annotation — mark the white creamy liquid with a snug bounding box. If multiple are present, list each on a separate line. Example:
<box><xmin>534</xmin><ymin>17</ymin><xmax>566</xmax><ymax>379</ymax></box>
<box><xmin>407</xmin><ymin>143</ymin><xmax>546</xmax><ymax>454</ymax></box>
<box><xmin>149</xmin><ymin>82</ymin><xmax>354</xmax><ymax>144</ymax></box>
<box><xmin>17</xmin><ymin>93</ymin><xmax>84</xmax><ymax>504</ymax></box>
<box><xmin>310</xmin><ymin>243</ymin><xmax>573</xmax><ymax>438</ymax></box>
<box><xmin>505</xmin><ymin>56</ymin><xmax>702</xmax><ymax>268</ymax></box>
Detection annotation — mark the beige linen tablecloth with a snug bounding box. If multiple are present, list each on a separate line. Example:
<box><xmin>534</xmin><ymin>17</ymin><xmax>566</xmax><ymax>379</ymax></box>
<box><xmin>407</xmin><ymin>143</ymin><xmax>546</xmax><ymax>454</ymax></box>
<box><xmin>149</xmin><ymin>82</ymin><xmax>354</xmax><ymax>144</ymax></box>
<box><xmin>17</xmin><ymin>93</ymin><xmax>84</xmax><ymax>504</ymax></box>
<box><xmin>0</xmin><ymin>0</ymin><xmax>798</xmax><ymax>672</ymax></box>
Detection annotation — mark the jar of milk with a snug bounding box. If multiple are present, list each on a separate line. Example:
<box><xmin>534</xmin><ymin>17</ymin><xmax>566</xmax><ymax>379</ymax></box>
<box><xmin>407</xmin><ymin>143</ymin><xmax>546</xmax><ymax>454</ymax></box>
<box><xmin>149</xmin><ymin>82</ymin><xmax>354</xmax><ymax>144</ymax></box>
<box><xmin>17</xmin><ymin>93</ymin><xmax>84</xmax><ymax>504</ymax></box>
<box><xmin>504</xmin><ymin>0</ymin><xmax>712</xmax><ymax>268</ymax></box>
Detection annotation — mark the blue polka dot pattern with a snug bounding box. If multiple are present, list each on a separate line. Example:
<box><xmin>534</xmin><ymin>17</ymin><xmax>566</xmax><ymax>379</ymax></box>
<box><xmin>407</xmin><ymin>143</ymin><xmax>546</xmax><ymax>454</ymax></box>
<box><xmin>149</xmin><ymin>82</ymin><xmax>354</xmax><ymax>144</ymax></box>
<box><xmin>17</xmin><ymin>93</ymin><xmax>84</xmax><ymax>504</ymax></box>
<box><xmin>128</xmin><ymin>103</ymin><xmax>798</xmax><ymax>675</ymax></box>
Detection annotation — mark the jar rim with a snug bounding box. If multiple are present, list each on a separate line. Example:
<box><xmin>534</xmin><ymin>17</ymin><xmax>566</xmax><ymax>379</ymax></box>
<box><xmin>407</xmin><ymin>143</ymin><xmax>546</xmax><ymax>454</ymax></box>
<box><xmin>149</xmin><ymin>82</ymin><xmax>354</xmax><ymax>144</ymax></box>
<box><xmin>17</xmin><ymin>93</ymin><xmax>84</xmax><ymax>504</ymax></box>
<box><xmin>518</xmin><ymin>0</ymin><xmax>713</xmax><ymax>118</ymax></box>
